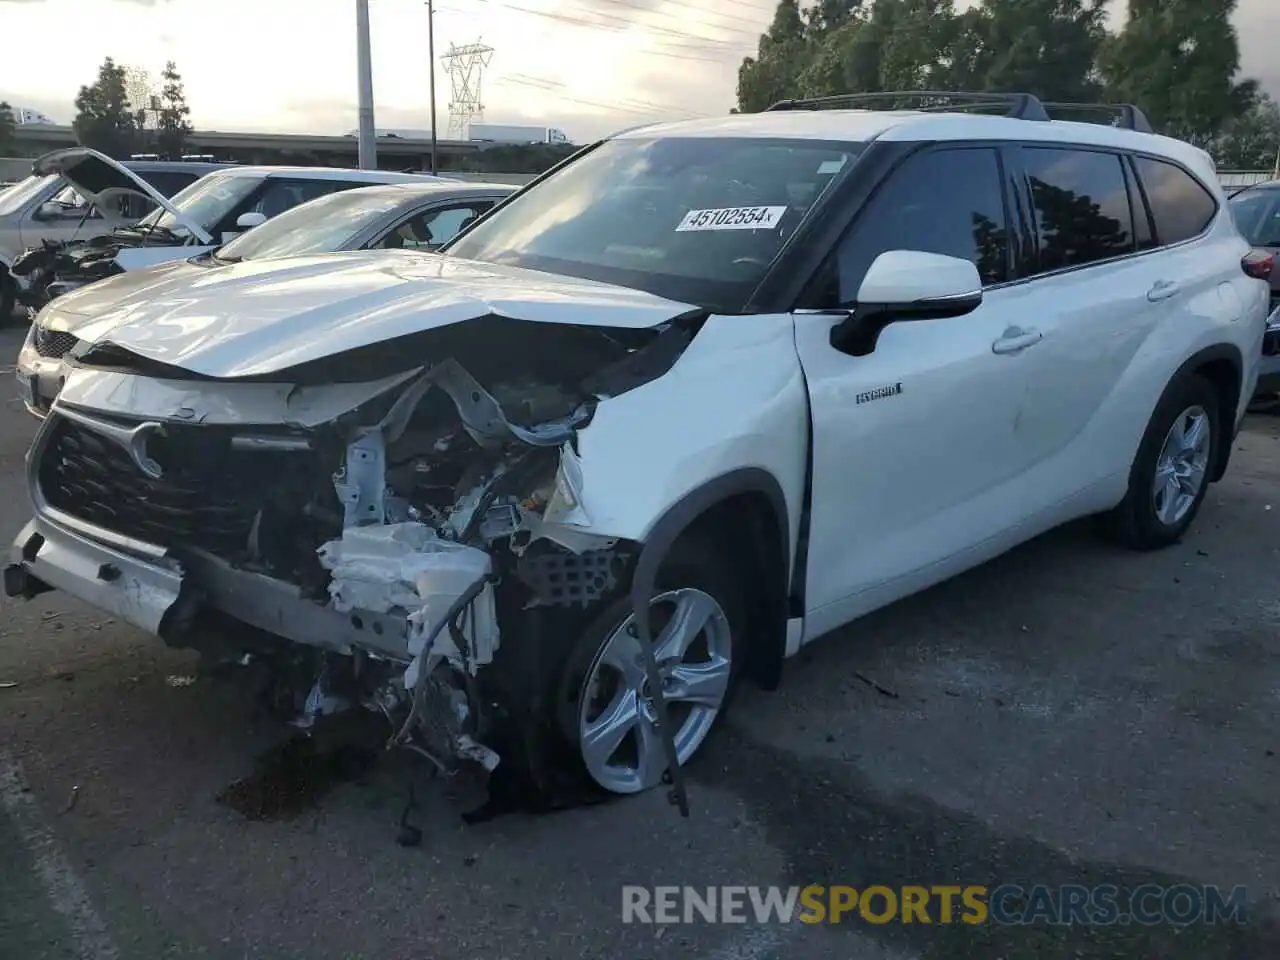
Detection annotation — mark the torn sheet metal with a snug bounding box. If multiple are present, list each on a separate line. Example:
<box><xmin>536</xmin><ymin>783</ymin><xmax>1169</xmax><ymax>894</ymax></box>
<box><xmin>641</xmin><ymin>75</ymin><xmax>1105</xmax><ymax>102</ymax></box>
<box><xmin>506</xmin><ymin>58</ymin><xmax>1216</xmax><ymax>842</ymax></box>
<box><xmin>366</xmin><ymin>358</ymin><xmax>591</xmax><ymax>449</ymax></box>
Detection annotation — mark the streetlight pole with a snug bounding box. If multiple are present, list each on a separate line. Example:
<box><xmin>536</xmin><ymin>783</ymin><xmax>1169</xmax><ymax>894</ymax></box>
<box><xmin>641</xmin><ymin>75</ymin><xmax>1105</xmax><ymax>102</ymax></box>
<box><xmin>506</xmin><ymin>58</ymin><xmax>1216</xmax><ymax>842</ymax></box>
<box><xmin>356</xmin><ymin>0</ymin><xmax>378</xmax><ymax>170</ymax></box>
<box><xmin>427</xmin><ymin>0</ymin><xmax>438</xmax><ymax>175</ymax></box>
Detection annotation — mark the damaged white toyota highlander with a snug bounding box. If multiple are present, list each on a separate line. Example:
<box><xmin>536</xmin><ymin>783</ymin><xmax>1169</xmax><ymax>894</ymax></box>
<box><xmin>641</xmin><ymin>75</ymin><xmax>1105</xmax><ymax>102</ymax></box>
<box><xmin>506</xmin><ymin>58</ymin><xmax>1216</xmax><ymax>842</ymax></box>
<box><xmin>6</xmin><ymin>93</ymin><xmax>1271</xmax><ymax>816</ymax></box>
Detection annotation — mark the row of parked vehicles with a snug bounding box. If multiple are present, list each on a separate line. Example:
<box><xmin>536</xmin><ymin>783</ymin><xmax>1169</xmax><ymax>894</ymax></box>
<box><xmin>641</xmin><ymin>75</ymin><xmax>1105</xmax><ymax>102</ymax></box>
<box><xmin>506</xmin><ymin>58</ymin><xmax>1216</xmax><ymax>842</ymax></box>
<box><xmin>3</xmin><ymin>92</ymin><xmax>1277</xmax><ymax>818</ymax></box>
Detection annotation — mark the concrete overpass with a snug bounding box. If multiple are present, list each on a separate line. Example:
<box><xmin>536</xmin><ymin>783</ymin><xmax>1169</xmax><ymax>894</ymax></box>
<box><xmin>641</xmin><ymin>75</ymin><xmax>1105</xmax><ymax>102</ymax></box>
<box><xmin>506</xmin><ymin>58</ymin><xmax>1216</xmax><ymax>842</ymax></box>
<box><xmin>11</xmin><ymin>123</ymin><xmax>483</xmax><ymax>171</ymax></box>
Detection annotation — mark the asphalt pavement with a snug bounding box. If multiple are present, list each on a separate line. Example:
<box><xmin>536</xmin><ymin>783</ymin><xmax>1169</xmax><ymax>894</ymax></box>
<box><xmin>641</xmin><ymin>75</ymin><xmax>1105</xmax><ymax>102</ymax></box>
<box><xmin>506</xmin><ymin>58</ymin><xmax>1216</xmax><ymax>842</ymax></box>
<box><xmin>0</xmin><ymin>319</ymin><xmax>1278</xmax><ymax>960</ymax></box>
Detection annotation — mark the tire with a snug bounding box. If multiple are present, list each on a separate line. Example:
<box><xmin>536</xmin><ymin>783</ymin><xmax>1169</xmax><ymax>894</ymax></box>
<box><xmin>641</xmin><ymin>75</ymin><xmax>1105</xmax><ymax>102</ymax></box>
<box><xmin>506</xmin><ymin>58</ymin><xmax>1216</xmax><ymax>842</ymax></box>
<box><xmin>553</xmin><ymin>536</ymin><xmax>745</xmax><ymax>795</ymax></box>
<box><xmin>0</xmin><ymin>274</ymin><xmax>13</xmax><ymax>326</ymax></box>
<box><xmin>1105</xmin><ymin>372</ymin><xmax>1220</xmax><ymax>550</ymax></box>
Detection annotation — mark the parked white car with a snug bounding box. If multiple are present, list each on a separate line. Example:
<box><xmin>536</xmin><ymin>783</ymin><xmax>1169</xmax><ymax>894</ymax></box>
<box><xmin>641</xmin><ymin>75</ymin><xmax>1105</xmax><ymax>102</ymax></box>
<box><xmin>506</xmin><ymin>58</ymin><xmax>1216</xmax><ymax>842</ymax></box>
<box><xmin>5</xmin><ymin>93</ymin><xmax>1269</xmax><ymax>815</ymax></box>
<box><xmin>10</xmin><ymin>149</ymin><xmax>449</xmax><ymax>310</ymax></box>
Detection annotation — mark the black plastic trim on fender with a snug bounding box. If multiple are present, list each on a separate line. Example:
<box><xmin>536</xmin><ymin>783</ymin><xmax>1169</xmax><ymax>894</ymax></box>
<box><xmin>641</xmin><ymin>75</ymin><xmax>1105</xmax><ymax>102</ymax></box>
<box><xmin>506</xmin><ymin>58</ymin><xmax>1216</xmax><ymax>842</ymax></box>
<box><xmin>1159</xmin><ymin>343</ymin><xmax>1243</xmax><ymax>483</ymax></box>
<box><xmin>627</xmin><ymin>468</ymin><xmax>793</xmax><ymax>818</ymax></box>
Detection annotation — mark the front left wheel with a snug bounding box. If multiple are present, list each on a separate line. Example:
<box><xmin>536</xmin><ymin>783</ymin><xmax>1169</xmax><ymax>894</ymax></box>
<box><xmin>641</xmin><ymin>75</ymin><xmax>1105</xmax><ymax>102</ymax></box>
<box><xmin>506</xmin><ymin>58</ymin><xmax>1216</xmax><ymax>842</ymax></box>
<box><xmin>555</xmin><ymin>538</ymin><xmax>744</xmax><ymax>795</ymax></box>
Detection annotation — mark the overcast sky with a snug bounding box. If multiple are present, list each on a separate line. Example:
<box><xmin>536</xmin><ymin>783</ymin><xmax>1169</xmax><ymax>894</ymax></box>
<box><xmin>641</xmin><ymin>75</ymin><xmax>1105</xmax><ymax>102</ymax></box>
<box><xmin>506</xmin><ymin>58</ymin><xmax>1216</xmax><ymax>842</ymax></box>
<box><xmin>0</xmin><ymin>0</ymin><xmax>1276</xmax><ymax>144</ymax></box>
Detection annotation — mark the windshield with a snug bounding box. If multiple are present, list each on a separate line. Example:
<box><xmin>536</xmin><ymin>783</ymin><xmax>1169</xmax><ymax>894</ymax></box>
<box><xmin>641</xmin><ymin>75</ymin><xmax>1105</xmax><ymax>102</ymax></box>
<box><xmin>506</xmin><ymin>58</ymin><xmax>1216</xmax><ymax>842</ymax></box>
<box><xmin>137</xmin><ymin>172</ymin><xmax>261</xmax><ymax>235</ymax></box>
<box><xmin>1230</xmin><ymin>188</ymin><xmax>1280</xmax><ymax>247</ymax></box>
<box><xmin>0</xmin><ymin>174</ymin><xmax>57</xmax><ymax>217</ymax></box>
<box><xmin>444</xmin><ymin>136</ymin><xmax>864</xmax><ymax>312</ymax></box>
<box><xmin>216</xmin><ymin>188</ymin><xmax>405</xmax><ymax>261</ymax></box>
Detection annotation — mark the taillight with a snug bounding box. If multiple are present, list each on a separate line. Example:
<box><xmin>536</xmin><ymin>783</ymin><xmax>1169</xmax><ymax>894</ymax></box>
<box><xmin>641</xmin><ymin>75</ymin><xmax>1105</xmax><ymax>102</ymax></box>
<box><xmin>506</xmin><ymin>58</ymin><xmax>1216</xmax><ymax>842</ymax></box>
<box><xmin>1242</xmin><ymin>249</ymin><xmax>1275</xmax><ymax>280</ymax></box>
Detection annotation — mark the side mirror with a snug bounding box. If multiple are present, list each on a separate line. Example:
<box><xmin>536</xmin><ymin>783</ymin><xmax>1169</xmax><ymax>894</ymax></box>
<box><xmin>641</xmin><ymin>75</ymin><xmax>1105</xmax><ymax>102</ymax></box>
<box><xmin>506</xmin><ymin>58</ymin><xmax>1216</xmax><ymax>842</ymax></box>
<box><xmin>34</xmin><ymin>202</ymin><xmax>65</xmax><ymax>221</ymax></box>
<box><xmin>831</xmin><ymin>250</ymin><xmax>983</xmax><ymax>356</ymax></box>
<box><xmin>235</xmin><ymin>211</ymin><xmax>268</xmax><ymax>230</ymax></box>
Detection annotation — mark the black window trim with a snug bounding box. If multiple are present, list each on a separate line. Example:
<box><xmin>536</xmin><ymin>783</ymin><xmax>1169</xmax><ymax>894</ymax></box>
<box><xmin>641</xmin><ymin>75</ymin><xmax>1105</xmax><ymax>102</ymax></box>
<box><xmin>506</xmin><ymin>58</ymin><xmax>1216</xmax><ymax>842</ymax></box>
<box><xmin>1128</xmin><ymin>150</ymin><xmax>1221</xmax><ymax>249</ymax></box>
<box><xmin>999</xmin><ymin>141</ymin><xmax>1219</xmax><ymax>287</ymax></box>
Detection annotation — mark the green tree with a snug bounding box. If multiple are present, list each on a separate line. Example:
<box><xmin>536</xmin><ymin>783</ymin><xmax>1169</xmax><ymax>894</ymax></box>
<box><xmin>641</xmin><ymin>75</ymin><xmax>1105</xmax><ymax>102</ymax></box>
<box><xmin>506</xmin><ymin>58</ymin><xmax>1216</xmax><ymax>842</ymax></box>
<box><xmin>156</xmin><ymin>60</ymin><xmax>193</xmax><ymax>159</ymax></box>
<box><xmin>869</xmin><ymin>0</ymin><xmax>960</xmax><ymax>91</ymax></box>
<box><xmin>72</xmin><ymin>57</ymin><xmax>138</xmax><ymax>158</ymax></box>
<box><xmin>949</xmin><ymin>0</ymin><xmax>1109</xmax><ymax>101</ymax></box>
<box><xmin>736</xmin><ymin>0</ymin><xmax>812</xmax><ymax>112</ymax></box>
<box><xmin>0</xmin><ymin>101</ymin><xmax>15</xmax><ymax>158</ymax></box>
<box><xmin>1100</xmin><ymin>0</ymin><xmax>1256</xmax><ymax>143</ymax></box>
<box><xmin>1212</xmin><ymin>94</ymin><xmax>1280</xmax><ymax>171</ymax></box>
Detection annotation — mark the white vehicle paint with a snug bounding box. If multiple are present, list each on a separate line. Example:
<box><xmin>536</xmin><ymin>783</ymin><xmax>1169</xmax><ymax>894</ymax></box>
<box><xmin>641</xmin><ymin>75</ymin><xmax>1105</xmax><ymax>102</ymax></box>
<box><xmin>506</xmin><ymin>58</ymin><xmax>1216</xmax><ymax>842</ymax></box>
<box><xmin>7</xmin><ymin>94</ymin><xmax>1270</xmax><ymax>810</ymax></box>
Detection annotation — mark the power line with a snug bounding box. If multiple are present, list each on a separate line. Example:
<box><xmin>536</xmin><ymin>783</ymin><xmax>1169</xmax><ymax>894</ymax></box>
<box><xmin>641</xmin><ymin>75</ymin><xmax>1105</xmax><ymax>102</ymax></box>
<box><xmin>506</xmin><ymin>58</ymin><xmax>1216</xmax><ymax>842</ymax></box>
<box><xmin>498</xmin><ymin>74</ymin><xmax>710</xmax><ymax>119</ymax></box>
<box><xmin>471</xmin><ymin>0</ymin><xmax>752</xmax><ymax>59</ymax></box>
<box><xmin>586</xmin><ymin>0</ymin><xmax>770</xmax><ymax>42</ymax></box>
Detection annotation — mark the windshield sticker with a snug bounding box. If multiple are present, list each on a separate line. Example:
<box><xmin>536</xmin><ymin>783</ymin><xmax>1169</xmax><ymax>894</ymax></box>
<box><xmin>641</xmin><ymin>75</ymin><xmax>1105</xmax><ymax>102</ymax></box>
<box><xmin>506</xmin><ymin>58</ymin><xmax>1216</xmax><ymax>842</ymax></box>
<box><xmin>675</xmin><ymin>206</ymin><xmax>787</xmax><ymax>232</ymax></box>
<box><xmin>817</xmin><ymin>158</ymin><xmax>847</xmax><ymax>175</ymax></box>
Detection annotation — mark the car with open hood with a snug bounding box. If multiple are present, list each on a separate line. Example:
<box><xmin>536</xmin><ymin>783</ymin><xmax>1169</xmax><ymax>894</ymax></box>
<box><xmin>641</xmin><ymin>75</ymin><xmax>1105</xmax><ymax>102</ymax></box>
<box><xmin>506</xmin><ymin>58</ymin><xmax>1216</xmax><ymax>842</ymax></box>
<box><xmin>9</xmin><ymin>151</ymin><xmax>449</xmax><ymax>312</ymax></box>
<box><xmin>0</xmin><ymin>151</ymin><xmax>228</xmax><ymax>319</ymax></box>
<box><xmin>5</xmin><ymin>92</ymin><xmax>1269</xmax><ymax>818</ymax></box>
<box><xmin>17</xmin><ymin>180</ymin><xmax>516</xmax><ymax>416</ymax></box>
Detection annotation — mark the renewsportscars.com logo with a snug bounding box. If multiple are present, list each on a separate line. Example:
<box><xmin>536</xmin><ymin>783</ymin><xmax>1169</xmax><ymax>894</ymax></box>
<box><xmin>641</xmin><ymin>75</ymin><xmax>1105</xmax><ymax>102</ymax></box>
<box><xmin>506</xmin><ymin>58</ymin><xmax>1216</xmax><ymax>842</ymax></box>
<box><xmin>621</xmin><ymin>884</ymin><xmax>1249</xmax><ymax>927</ymax></box>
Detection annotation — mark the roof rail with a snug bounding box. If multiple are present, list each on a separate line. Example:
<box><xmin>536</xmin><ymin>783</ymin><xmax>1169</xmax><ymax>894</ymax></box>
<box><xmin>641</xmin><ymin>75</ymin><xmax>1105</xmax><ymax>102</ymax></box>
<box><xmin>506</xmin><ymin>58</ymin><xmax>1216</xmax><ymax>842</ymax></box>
<box><xmin>1039</xmin><ymin>101</ymin><xmax>1154</xmax><ymax>133</ymax></box>
<box><xmin>765</xmin><ymin>91</ymin><xmax>1051</xmax><ymax>122</ymax></box>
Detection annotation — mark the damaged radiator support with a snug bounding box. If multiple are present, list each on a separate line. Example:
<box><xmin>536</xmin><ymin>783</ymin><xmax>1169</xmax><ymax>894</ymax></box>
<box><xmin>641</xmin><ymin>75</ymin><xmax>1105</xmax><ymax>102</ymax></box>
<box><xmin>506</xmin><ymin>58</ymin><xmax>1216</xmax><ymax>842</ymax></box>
<box><xmin>316</xmin><ymin>353</ymin><xmax>694</xmax><ymax>818</ymax></box>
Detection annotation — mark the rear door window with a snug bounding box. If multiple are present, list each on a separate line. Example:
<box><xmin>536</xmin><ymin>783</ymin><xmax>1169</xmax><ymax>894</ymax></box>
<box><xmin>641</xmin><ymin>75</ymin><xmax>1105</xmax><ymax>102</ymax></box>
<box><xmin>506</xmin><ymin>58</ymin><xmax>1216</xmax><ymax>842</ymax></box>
<box><xmin>379</xmin><ymin>201</ymin><xmax>496</xmax><ymax>249</ymax></box>
<box><xmin>1132</xmin><ymin>157</ymin><xmax>1217</xmax><ymax>246</ymax></box>
<box><xmin>1022</xmin><ymin>147</ymin><xmax>1135</xmax><ymax>272</ymax></box>
<box><xmin>247</xmin><ymin>178</ymin><xmax>352</xmax><ymax>219</ymax></box>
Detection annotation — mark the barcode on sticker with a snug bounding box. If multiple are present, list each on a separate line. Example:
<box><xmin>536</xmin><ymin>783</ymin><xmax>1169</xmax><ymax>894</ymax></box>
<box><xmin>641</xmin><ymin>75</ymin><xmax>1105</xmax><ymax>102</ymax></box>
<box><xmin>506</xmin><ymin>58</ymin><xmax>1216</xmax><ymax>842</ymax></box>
<box><xmin>675</xmin><ymin>206</ymin><xmax>787</xmax><ymax>232</ymax></box>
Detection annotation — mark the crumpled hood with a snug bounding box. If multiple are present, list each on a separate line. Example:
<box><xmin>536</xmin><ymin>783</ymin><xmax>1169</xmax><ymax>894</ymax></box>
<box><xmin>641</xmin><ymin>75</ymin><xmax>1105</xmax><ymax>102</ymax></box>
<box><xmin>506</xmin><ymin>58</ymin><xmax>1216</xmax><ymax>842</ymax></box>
<box><xmin>54</xmin><ymin>249</ymin><xmax>700</xmax><ymax>379</ymax></box>
<box><xmin>45</xmin><ymin>257</ymin><xmax>207</xmax><ymax>316</ymax></box>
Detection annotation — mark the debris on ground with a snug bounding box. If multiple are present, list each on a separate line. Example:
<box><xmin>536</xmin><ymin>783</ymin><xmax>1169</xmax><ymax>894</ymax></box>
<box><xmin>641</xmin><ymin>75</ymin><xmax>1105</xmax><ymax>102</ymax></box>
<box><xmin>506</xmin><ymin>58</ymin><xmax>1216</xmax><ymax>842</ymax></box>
<box><xmin>0</xmin><ymin>681</ymin><xmax>17</xmax><ymax>689</ymax></box>
<box><xmin>854</xmin><ymin>671</ymin><xmax>899</xmax><ymax>699</ymax></box>
<box><xmin>60</xmin><ymin>785</ymin><xmax>79</xmax><ymax>814</ymax></box>
<box><xmin>165</xmin><ymin>675</ymin><xmax>197</xmax><ymax>688</ymax></box>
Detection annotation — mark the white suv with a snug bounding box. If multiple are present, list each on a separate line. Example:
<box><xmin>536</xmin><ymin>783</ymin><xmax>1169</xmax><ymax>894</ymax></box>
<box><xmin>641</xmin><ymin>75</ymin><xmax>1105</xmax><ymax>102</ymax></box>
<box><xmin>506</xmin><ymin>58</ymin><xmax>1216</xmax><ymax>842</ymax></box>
<box><xmin>4</xmin><ymin>93</ymin><xmax>1269</xmax><ymax>815</ymax></box>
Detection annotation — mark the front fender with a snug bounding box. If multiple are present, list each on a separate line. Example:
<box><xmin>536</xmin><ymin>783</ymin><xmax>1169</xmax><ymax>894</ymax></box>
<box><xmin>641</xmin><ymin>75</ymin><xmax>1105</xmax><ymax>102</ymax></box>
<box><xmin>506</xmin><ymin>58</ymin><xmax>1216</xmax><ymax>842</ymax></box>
<box><xmin>559</xmin><ymin>312</ymin><xmax>808</xmax><ymax>564</ymax></box>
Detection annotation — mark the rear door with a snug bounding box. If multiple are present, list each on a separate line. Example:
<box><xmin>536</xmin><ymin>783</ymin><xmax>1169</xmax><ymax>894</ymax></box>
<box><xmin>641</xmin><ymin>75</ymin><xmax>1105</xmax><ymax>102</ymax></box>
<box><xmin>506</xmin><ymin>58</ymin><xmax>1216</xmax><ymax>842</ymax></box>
<box><xmin>990</xmin><ymin>145</ymin><xmax>1167</xmax><ymax>494</ymax></box>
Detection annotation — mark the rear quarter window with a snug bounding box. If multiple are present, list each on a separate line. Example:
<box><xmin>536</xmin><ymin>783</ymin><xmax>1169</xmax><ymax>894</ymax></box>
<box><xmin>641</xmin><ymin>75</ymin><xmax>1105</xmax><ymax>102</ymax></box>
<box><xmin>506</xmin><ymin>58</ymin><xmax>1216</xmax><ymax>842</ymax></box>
<box><xmin>1132</xmin><ymin>156</ymin><xmax>1217</xmax><ymax>246</ymax></box>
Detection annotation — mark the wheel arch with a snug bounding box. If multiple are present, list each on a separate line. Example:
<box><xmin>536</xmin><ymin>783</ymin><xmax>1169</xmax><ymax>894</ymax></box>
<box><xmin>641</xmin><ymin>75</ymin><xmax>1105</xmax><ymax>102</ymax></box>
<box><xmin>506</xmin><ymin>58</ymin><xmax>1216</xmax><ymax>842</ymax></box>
<box><xmin>629</xmin><ymin>468</ymin><xmax>793</xmax><ymax>691</ymax></box>
<box><xmin>1168</xmin><ymin>343</ymin><xmax>1243</xmax><ymax>482</ymax></box>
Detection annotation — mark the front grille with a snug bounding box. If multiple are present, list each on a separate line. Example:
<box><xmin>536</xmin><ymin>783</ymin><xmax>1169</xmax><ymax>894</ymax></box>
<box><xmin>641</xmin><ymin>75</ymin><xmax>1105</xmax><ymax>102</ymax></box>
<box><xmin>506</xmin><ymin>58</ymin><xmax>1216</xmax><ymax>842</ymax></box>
<box><xmin>39</xmin><ymin>416</ymin><xmax>318</xmax><ymax>558</ymax></box>
<box><xmin>33</xmin><ymin>327</ymin><xmax>79</xmax><ymax>359</ymax></box>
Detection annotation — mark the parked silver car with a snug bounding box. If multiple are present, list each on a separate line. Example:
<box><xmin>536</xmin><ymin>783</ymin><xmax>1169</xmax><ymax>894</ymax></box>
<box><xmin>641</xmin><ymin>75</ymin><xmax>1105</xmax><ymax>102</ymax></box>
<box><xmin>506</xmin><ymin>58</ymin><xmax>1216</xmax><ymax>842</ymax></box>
<box><xmin>17</xmin><ymin>181</ymin><xmax>516</xmax><ymax>417</ymax></box>
<box><xmin>198</xmin><ymin>180</ymin><xmax>515</xmax><ymax>263</ymax></box>
<box><xmin>0</xmin><ymin>155</ymin><xmax>228</xmax><ymax>319</ymax></box>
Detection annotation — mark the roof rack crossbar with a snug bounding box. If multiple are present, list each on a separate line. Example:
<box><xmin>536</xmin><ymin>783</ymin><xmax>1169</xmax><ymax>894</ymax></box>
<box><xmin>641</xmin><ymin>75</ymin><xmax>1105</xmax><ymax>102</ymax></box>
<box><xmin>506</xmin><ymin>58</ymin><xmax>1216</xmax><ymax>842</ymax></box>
<box><xmin>765</xmin><ymin>90</ymin><xmax>1051</xmax><ymax>122</ymax></box>
<box><xmin>1039</xmin><ymin>101</ymin><xmax>1154</xmax><ymax>133</ymax></box>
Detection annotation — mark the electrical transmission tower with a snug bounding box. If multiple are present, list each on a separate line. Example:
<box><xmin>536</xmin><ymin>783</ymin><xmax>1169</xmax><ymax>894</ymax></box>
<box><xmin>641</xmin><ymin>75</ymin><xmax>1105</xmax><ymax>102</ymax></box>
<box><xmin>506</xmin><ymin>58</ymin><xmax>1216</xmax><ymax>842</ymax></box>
<box><xmin>440</xmin><ymin>40</ymin><xmax>494</xmax><ymax>140</ymax></box>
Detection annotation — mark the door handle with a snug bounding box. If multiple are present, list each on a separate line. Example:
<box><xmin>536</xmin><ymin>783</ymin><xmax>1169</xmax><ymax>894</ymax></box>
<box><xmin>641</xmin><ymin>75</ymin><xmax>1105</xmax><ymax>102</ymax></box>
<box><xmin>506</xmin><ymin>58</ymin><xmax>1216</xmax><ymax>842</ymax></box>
<box><xmin>991</xmin><ymin>327</ymin><xmax>1044</xmax><ymax>355</ymax></box>
<box><xmin>1147</xmin><ymin>280</ymin><xmax>1181</xmax><ymax>302</ymax></box>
